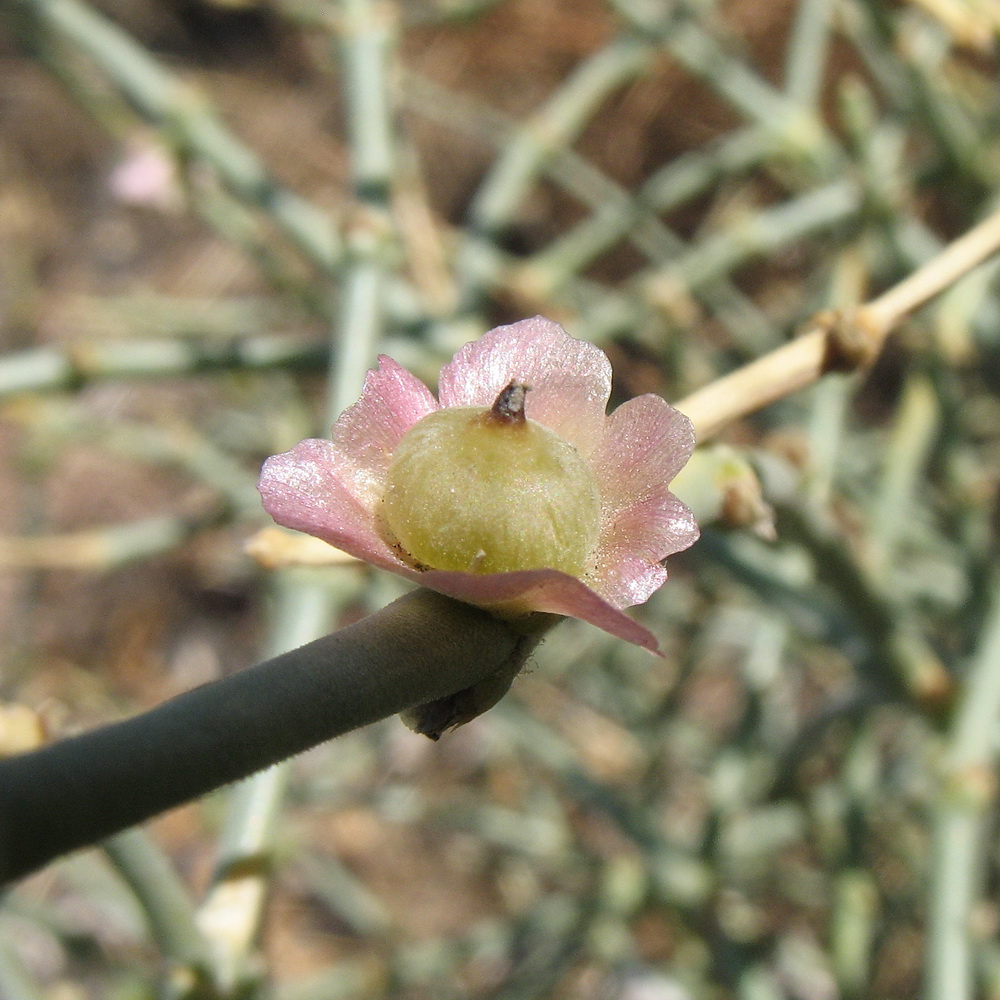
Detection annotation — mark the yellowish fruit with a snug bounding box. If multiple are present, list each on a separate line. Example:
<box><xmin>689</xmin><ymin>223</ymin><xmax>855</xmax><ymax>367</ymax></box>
<box><xmin>382</xmin><ymin>388</ymin><xmax>601</xmax><ymax>576</ymax></box>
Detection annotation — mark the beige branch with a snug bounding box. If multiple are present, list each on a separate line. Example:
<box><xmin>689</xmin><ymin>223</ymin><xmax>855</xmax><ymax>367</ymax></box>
<box><xmin>676</xmin><ymin>206</ymin><xmax>1000</xmax><ymax>441</ymax></box>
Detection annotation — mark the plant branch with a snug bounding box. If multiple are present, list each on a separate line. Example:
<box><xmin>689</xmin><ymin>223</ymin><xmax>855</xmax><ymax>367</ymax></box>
<box><xmin>0</xmin><ymin>335</ymin><xmax>326</xmax><ymax>400</ymax></box>
<box><xmin>925</xmin><ymin>577</ymin><xmax>1000</xmax><ymax>1000</ymax></box>
<box><xmin>675</xmin><ymin>205</ymin><xmax>1000</xmax><ymax>440</ymax></box>
<box><xmin>0</xmin><ymin>590</ymin><xmax>547</xmax><ymax>885</ymax></box>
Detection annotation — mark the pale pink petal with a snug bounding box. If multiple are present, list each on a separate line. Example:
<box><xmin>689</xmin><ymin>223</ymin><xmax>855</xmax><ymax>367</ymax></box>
<box><xmin>259</xmin><ymin>439</ymin><xmax>409</xmax><ymax>575</ymax></box>
<box><xmin>437</xmin><ymin>317</ymin><xmax>611</xmax><ymax>457</ymax></box>
<box><xmin>418</xmin><ymin>568</ymin><xmax>663</xmax><ymax>654</ymax></box>
<box><xmin>590</xmin><ymin>496</ymin><xmax>694</xmax><ymax>607</ymax></box>
<box><xmin>329</xmin><ymin>356</ymin><xmax>438</xmax><ymax>507</ymax></box>
<box><xmin>590</xmin><ymin>394</ymin><xmax>699</xmax><ymax>608</ymax></box>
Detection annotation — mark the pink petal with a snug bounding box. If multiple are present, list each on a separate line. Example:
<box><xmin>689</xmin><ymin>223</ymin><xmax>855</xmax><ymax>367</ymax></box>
<box><xmin>258</xmin><ymin>438</ymin><xmax>409</xmax><ymax>575</ymax></box>
<box><xmin>590</xmin><ymin>394</ymin><xmax>699</xmax><ymax>608</ymax></box>
<box><xmin>418</xmin><ymin>568</ymin><xmax>664</xmax><ymax>654</ymax></box>
<box><xmin>437</xmin><ymin>317</ymin><xmax>612</xmax><ymax>458</ymax></box>
<box><xmin>329</xmin><ymin>355</ymin><xmax>438</xmax><ymax>507</ymax></box>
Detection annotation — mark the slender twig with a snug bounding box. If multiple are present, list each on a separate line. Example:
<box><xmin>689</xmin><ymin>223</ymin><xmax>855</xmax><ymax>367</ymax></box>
<box><xmin>518</xmin><ymin>127</ymin><xmax>773</xmax><ymax>298</ymax></box>
<box><xmin>675</xmin><ymin>205</ymin><xmax>1000</xmax><ymax>440</ymax></box>
<box><xmin>102</xmin><ymin>830</ymin><xmax>214</xmax><ymax>978</ymax></box>
<box><xmin>863</xmin><ymin>208</ymin><xmax>1000</xmax><ymax>333</ymax></box>
<box><xmin>783</xmin><ymin>0</ymin><xmax>835</xmax><ymax>107</ymax></box>
<box><xmin>925</xmin><ymin>579</ymin><xmax>1000</xmax><ymax>1000</ymax></box>
<box><xmin>868</xmin><ymin>372</ymin><xmax>939</xmax><ymax>580</ymax></box>
<box><xmin>0</xmin><ymin>335</ymin><xmax>327</xmax><ymax>399</ymax></box>
<box><xmin>0</xmin><ymin>512</ymin><xmax>222</xmax><ymax>570</ymax></box>
<box><xmin>468</xmin><ymin>35</ymin><xmax>655</xmax><ymax>234</ymax></box>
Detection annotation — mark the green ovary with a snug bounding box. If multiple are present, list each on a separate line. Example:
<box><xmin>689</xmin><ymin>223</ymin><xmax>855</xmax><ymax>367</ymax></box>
<box><xmin>382</xmin><ymin>407</ymin><xmax>601</xmax><ymax>576</ymax></box>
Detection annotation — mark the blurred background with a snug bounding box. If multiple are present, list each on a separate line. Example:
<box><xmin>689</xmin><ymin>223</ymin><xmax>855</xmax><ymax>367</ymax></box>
<box><xmin>2</xmin><ymin>0</ymin><xmax>1000</xmax><ymax>997</ymax></box>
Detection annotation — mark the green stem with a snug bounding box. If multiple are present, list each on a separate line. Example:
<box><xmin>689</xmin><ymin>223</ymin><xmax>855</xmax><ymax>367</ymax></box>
<box><xmin>925</xmin><ymin>580</ymin><xmax>1000</xmax><ymax>1000</ymax></box>
<box><xmin>521</xmin><ymin>127</ymin><xmax>773</xmax><ymax>297</ymax></box>
<box><xmin>0</xmin><ymin>589</ymin><xmax>545</xmax><ymax>885</ymax></box>
<box><xmin>102</xmin><ymin>829</ymin><xmax>213</xmax><ymax>976</ymax></box>
<box><xmin>868</xmin><ymin>371</ymin><xmax>939</xmax><ymax>581</ymax></box>
<box><xmin>775</xmin><ymin>503</ymin><xmax>951</xmax><ymax>708</ymax></box>
<box><xmin>0</xmin><ymin>336</ymin><xmax>327</xmax><ymax>399</ymax></box>
<box><xmin>469</xmin><ymin>35</ymin><xmax>655</xmax><ymax>235</ymax></box>
<box><xmin>783</xmin><ymin>0</ymin><xmax>835</xmax><ymax>107</ymax></box>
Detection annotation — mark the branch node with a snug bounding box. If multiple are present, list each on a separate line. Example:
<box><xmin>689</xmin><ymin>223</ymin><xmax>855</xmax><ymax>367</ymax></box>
<box><xmin>818</xmin><ymin>308</ymin><xmax>883</xmax><ymax>374</ymax></box>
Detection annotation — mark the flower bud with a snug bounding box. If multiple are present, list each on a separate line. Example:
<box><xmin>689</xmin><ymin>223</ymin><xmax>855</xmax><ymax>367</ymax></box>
<box><xmin>382</xmin><ymin>384</ymin><xmax>601</xmax><ymax>576</ymax></box>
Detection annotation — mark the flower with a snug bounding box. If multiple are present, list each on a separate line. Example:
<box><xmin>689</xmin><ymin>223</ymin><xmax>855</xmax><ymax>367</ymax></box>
<box><xmin>258</xmin><ymin>317</ymin><xmax>698</xmax><ymax>652</ymax></box>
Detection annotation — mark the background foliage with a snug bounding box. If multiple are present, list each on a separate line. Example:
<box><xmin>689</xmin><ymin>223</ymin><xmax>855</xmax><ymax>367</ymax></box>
<box><xmin>2</xmin><ymin>0</ymin><xmax>1000</xmax><ymax>997</ymax></box>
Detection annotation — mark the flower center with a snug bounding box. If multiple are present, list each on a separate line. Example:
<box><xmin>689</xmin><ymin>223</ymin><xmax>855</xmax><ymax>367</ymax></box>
<box><xmin>381</xmin><ymin>383</ymin><xmax>602</xmax><ymax>576</ymax></box>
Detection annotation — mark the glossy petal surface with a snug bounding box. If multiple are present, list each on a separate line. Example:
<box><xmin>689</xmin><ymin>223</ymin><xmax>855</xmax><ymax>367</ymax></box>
<box><xmin>419</xmin><ymin>568</ymin><xmax>663</xmax><ymax>653</ymax></box>
<box><xmin>591</xmin><ymin>394</ymin><xmax>699</xmax><ymax>607</ymax></box>
<box><xmin>437</xmin><ymin>317</ymin><xmax>611</xmax><ymax>458</ymax></box>
<box><xmin>330</xmin><ymin>356</ymin><xmax>438</xmax><ymax>507</ymax></box>
<box><xmin>259</xmin><ymin>439</ymin><xmax>407</xmax><ymax>573</ymax></box>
